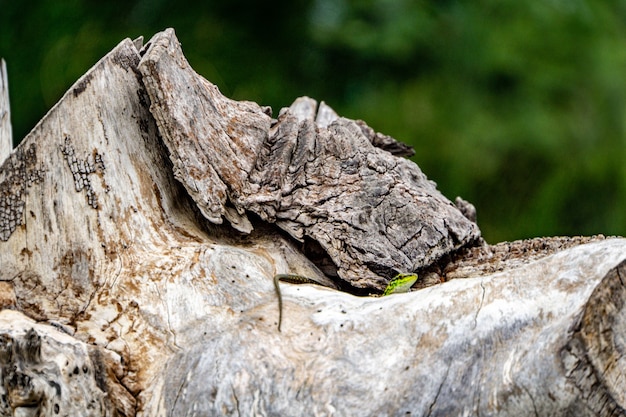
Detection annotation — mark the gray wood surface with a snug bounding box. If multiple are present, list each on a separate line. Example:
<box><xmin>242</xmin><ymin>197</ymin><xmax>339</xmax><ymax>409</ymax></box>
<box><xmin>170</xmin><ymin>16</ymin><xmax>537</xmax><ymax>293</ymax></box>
<box><xmin>0</xmin><ymin>59</ymin><xmax>11</xmax><ymax>166</ymax></box>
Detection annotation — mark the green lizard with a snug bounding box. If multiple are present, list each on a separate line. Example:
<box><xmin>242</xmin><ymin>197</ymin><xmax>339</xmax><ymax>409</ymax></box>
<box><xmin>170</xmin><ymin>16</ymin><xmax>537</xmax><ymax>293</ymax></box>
<box><xmin>273</xmin><ymin>272</ymin><xmax>419</xmax><ymax>332</ymax></box>
<box><xmin>381</xmin><ymin>272</ymin><xmax>419</xmax><ymax>296</ymax></box>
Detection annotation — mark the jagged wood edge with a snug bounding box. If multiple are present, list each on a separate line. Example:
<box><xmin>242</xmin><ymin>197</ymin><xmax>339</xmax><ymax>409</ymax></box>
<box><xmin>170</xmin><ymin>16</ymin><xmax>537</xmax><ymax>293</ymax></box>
<box><xmin>138</xmin><ymin>29</ymin><xmax>481</xmax><ymax>290</ymax></box>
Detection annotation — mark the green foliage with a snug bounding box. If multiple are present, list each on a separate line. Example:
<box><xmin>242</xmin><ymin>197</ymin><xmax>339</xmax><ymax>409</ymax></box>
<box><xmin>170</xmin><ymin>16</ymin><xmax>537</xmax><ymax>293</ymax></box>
<box><xmin>1</xmin><ymin>0</ymin><xmax>626</xmax><ymax>242</ymax></box>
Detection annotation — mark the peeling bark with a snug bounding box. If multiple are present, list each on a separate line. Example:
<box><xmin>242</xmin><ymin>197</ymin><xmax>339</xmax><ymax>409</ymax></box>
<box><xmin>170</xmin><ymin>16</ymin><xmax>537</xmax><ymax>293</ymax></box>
<box><xmin>244</xmin><ymin>96</ymin><xmax>480</xmax><ymax>288</ymax></box>
<box><xmin>139</xmin><ymin>30</ymin><xmax>481</xmax><ymax>290</ymax></box>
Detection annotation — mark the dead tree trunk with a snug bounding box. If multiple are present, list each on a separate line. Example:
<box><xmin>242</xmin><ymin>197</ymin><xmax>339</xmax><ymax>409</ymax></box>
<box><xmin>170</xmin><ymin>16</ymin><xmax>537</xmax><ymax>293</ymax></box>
<box><xmin>0</xmin><ymin>28</ymin><xmax>625</xmax><ymax>416</ymax></box>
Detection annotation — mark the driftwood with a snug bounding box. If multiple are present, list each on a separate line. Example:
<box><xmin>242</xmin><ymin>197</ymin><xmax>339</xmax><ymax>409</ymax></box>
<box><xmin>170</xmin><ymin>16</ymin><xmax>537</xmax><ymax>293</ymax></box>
<box><xmin>0</xmin><ymin>28</ymin><xmax>625</xmax><ymax>416</ymax></box>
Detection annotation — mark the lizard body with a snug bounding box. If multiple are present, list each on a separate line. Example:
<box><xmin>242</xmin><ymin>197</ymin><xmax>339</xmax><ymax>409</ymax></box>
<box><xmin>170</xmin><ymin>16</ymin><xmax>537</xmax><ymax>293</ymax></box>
<box><xmin>273</xmin><ymin>274</ymin><xmax>322</xmax><ymax>332</ymax></box>
<box><xmin>273</xmin><ymin>273</ymin><xmax>419</xmax><ymax>332</ymax></box>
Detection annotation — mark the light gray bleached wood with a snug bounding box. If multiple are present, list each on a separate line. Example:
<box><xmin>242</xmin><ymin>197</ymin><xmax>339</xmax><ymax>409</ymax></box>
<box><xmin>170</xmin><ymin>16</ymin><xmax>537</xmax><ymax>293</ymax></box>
<box><xmin>0</xmin><ymin>37</ymin><xmax>178</xmax><ymax>412</ymax></box>
<box><xmin>138</xmin><ymin>29</ymin><xmax>481</xmax><ymax>291</ymax></box>
<box><xmin>1</xmin><ymin>28</ymin><xmax>625</xmax><ymax>417</ymax></box>
<box><xmin>0</xmin><ymin>59</ymin><xmax>11</xmax><ymax>165</ymax></box>
<box><xmin>156</xmin><ymin>239</ymin><xmax>626</xmax><ymax>416</ymax></box>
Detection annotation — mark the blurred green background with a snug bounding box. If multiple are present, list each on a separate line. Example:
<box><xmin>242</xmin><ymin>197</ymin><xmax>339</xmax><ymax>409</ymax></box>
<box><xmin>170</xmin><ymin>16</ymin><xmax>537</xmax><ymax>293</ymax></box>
<box><xmin>2</xmin><ymin>0</ymin><xmax>626</xmax><ymax>243</ymax></box>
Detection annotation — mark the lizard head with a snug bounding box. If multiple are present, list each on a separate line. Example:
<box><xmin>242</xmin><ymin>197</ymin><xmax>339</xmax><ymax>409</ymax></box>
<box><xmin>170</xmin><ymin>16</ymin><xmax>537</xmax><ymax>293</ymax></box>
<box><xmin>382</xmin><ymin>273</ymin><xmax>419</xmax><ymax>296</ymax></box>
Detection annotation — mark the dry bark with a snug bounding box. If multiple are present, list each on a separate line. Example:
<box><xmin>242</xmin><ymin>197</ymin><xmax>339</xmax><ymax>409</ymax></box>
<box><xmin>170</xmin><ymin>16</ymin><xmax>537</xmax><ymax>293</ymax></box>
<box><xmin>138</xmin><ymin>30</ymin><xmax>481</xmax><ymax>290</ymax></box>
<box><xmin>0</xmin><ymin>28</ymin><xmax>625</xmax><ymax>416</ymax></box>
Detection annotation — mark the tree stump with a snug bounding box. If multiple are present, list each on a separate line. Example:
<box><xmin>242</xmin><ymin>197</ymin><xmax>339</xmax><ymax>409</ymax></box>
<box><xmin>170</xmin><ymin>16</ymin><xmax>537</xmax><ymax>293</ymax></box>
<box><xmin>0</xmin><ymin>28</ymin><xmax>625</xmax><ymax>416</ymax></box>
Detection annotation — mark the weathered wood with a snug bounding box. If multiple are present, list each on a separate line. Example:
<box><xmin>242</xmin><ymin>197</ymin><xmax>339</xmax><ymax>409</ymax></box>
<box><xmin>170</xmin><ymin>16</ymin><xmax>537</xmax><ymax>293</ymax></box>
<box><xmin>0</xmin><ymin>59</ymin><xmax>11</xmax><ymax>165</ymax></box>
<box><xmin>138</xmin><ymin>29</ymin><xmax>481</xmax><ymax>291</ymax></box>
<box><xmin>0</xmin><ymin>39</ymin><xmax>179</xmax><ymax>412</ymax></box>
<box><xmin>246</xmin><ymin>96</ymin><xmax>481</xmax><ymax>288</ymax></box>
<box><xmin>138</xmin><ymin>31</ymin><xmax>272</xmax><ymax>234</ymax></box>
<box><xmin>0</xmin><ymin>33</ymin><xmax>331</xmax><ymax>414</ymax></box>
<box><xmin>565</xmin><ymin>258</ymin><xmax>626</xmax><ymax>416</ymax></box>
<box><xmin>146</xmin><ymin>238</ymin><xmax>626</xmax><ymax>417</ymax></box>
<box><xmin>0</xmin><ymin>309</ymin><xmax>134</xmax><ymax>416</ymax></box>
<box><xmin>0</xmin><ymin>28</ymin><xmax>625</xmax><ymax>417</ymax></box>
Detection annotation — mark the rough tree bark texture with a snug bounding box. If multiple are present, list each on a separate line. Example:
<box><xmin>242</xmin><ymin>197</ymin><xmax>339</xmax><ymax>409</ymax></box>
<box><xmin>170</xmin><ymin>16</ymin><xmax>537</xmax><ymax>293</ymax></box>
<box><xmin>0</xmin><ymin>28</ymin><xmax>625</xmax><ymax>416</ymax></box>
<box><xmin>139</xmin><ymin>32</ymin><xmax>480</xmax><ymax>289</ymax></box>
